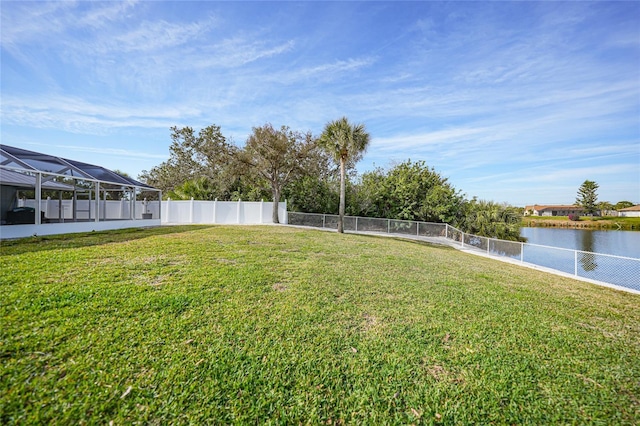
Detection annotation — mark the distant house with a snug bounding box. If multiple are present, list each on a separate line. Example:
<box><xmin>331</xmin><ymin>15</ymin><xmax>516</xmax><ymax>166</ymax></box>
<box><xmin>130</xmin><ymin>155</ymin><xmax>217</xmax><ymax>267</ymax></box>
<box><xmin>524</xmin><ymin>205</ymin><xmax>584</xmax><ymax>217</ymax></box>
<box><xmin>618</xmin><ymin>204</ymin><xmax>640</xmax><ymax>218</ymax></box>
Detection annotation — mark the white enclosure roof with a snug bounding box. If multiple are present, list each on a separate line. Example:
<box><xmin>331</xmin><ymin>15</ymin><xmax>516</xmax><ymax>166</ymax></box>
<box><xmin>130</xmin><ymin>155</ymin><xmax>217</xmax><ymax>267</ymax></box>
<box><xmin>0</xmin><ymin>168</ymin><xmax>76</xmax><ymax>190</ymax></box>
<box><xmin>0</xmin><ymin>144</ymin><xmax>154</xmax><ymax>189</ymax></box>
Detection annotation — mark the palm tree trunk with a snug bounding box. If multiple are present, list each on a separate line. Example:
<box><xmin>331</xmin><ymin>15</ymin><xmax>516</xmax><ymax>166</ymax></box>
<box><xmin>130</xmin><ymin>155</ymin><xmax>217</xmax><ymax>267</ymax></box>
<box><xmin>338</xmin><ymin>157</ymin><xmax>346</xmax><ymax>233</ymax></box>
<box><xmin>272</xmin><ymin>188</ymin><xmax>280</xmax><ymax>224</ymax></box>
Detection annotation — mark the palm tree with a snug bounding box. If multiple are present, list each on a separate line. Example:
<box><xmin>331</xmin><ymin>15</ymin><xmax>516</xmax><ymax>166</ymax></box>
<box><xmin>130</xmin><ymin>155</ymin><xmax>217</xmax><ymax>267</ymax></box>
<box><xmin>167</xmin><ymin>176</ymin><xmax>217</xmax><ymax>200</ymax></box>
<box><xmin>463</xmin><ymin>200</ymin><xmax>522</xmax><ymax>241</ymax></box>
<box><xmin>318</xmin><ymin>117</ymin><xmax>370</xmax><ymax>233</ymax></box>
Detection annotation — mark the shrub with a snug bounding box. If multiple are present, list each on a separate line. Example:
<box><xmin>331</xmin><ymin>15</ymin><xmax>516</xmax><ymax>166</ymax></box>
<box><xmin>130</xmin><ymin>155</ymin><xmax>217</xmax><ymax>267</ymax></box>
<box><xmin>568</xmin><ymin>213</ymin><xmax>580</xmax><ymax>221</ymax></box>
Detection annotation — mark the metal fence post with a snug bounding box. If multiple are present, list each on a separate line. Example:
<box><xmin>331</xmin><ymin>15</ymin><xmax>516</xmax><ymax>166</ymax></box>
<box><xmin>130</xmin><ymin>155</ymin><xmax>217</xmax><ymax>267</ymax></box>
<box><xmin>417</xmin><ymin>222</ymin><xmax>420</xmax><ymax>236</ymax></box>
<box><xmin>260</xmin><ymin>199</ymin><xmax>264</xmax><ymax>224</ymax></box>
<box><xmin>94</xmin><ymin>182</ymin><xmax>100</xmax><ymax>222</ymax></box>
<box><xmin>387</xmin><ymin>219</ymin><xmax>390</xmax><ymax>234</ymax></box>
<box><xmin>133</xmin><ymin>192</ymin><xmax>137</xmax><ymax>220</ymax></box>
<box><xmin>520</xmin><ymin>242</ymin><xmax>524</xmax><ymax>262</ymax></box>
<box><xmin>461</xmin><ymin>232</ymin><xmax>465</xmax><ymax>248</ymax></box>
<box><xmin>283</xmin><ymin>200</ymin><xmax>288</xmax><ymax>224</ymax></box>
<box><xmin>35</xmin><ymin>172</ymin><xmax>42</xmax><ymax>225</ymax></box>
<box><xmin>322</xmin><ymin>214</ymin><xmax>326</xmax><ymax>228</ymax></box>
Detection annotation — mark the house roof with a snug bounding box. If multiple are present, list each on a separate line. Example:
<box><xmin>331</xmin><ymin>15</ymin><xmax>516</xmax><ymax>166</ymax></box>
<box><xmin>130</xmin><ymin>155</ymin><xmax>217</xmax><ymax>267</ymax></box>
<box><xmin>0</xmin><ymin>144</ymin><xmax>154</xmax><ymax>189</ymax></box>
<box><xmin>618</xmin><ymin>204</ymin><xmax>640</xmax><ymax>212</ymax></box>
<box><xmin>525</xmin><ymin>205</ymin><xmax>583</xmax><ymax>211</ymax></box>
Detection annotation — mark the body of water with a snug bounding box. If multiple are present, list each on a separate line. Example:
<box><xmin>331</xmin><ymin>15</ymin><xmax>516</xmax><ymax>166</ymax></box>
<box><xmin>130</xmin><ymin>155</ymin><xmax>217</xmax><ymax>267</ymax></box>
<box><xmin>520</xmin><ymin>227</ymin><xmax>640</xmax><ymax>259</ymax></box>
<box><xmin>519</xmin><ymin>227</ymin><xmax>639</xmax><ymax>291</ymax></box>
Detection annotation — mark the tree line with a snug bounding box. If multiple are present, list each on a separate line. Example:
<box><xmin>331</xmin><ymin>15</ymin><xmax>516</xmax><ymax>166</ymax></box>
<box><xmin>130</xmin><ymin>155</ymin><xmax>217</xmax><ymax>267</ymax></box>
<box><xmin>140</xmin><ymin>119</ymin><xmax>523</xmax><ymax>240</ymax></box>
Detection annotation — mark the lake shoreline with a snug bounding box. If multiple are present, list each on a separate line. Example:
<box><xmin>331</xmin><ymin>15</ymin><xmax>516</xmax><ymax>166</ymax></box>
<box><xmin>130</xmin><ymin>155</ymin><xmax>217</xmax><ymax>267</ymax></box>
<box><xmin>522</xmin><ymin>218</ymin><xmax>639</xmax><ymax>231</ymax></box>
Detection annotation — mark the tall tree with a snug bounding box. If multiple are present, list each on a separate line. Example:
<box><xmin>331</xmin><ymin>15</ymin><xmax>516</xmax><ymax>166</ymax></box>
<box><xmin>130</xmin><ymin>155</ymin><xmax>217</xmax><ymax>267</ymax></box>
<box><xmin>139</xmin><ymin>125</ymin><xmax>236</xmax><ymax>195</ymax></box>
<box><xmin>284</xmin><ymin>149</ymin><xmax>339</xmax><ymax>214</ymax></box>
<box><xmin>576</xmin><ymin>180</ymin><xmax>599</xmax><ymax>216</ymax></box>
<box><xmin>614</xmin><ymin>200</ymin><xmax>634</xmax><ymax>210</ymax></box>
<box><xmin>239</xmin><ymin>124</ymin><xmax>316</xmax><ymax>223</ymax></box>
<box><xmin>318</xmin><ymin>117</ymin><xmax>370</xmax><ymax>233</ymax></box>
<box><xmin>356</xmin><ymin>160</ymin><xmax>463</xmax><ymax>224</ymax></box>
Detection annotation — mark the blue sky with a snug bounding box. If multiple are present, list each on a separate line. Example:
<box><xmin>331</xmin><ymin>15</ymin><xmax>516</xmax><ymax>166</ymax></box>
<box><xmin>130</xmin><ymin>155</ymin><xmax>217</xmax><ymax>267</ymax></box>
<box><xmin>1</xmin><ymin>0</ymin><xmax>639</xmax><ymax>206</ymax></box>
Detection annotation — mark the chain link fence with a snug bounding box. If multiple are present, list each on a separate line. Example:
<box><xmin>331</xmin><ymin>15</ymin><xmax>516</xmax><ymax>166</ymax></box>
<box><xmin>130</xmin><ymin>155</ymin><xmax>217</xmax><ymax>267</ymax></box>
<box><xmin>287</xmin><ymin>212</ymin><xmax>640</xmax><ymax>292</ymax></box>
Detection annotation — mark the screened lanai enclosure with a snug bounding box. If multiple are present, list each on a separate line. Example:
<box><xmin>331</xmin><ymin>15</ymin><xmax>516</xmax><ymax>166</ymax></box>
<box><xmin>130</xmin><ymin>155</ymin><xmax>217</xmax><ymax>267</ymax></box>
<box><xmin>0</xmin><ymin>145</ymin><xmax>161</xmax><ymax>239</ymax></box>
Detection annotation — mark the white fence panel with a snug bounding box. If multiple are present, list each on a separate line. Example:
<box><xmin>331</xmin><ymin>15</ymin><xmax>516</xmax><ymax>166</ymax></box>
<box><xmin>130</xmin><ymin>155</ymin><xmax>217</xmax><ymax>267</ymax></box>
<box><xmin>192</xmin><ymin>200</ymin><xmax>207</xmax><ymax>224</ymax></box>
<box><xmin>216</xmin><ymin>201</ymin><xmax>239</xmax><ymax>224</ymax></box>
<box><xmin>28</xmin><ymin>199</ymin><xmax>160</xmax><ymax>221</ymax></box>
<box><xmin>242</xmin><ymin>202</ymin><xmax>262</xmax><ymax>224</ymax></box>
<box><xmin>18</xmin><ymin>198</ymin><xmax>283</xmax><ymax>224</ymax></box>
<box><xmin>21</xmin><ymin>199</ymin><xmax>153</xmax><ymax>220</ymax></box>
<box><xmin>160</xmin><ymin>199</ymin><xmax>286</xmax><ymax>225</ymax></box>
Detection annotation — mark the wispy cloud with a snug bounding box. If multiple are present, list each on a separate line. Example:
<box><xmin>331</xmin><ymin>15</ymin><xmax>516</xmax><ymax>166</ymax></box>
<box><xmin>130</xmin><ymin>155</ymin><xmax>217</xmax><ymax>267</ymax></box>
<box><xmin>374</xmin><ymin>127</ymin><xmax>490</xmax><ymax>151</ymax></box>
<box><xmin>78</xmin><ymin>0</ymin><xmax>139</xmax><ymax>29</ymax></box>
<box><xmin>287</xmin><ymin>57</ymin><xmax>377</xmax><ymax>81</ymax></box>
<box><xmin>192</xmin><ymin>38</ymin><xmax>296</xmax><ymax>69</ymax></box>
<box><xmin>512</xmin><ymin>163</ymin><xmax>638</xmax><ymax>185</ymax></box>
<box><xmin>100</xmin><ymin>17</ymin><xmax>218</xmax><ymax>53</ymax></box>
<box><xmin>1</xmin><ymin>1</ymin><xmax>138</xmax><ymax>47</ymax></box>
<box><xmin>1</xmin><ymin>1</ymin><xmax>637</xmax><ymax>203</ymax></box>
<box><xmin>1</xmin><ymin>1</ymin><xmax>71</xmax><ymax>46</ymax></box>
<box><xmin>25</xmin><ymin>142</ymin><xmax>168</xmax><ymax>161</ymax></box>
<box><xmin>0</xmin><ymin>95</ymin><xmax>203</xmax><ymax>134</ymax></box>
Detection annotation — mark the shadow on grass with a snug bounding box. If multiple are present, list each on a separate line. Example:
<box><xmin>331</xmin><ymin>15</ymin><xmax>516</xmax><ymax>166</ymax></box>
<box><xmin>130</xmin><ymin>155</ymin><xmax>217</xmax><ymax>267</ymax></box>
<box><xmin>291</xmin><ymin>224</ymin><xmax>458</xmax><ymax>251</ymax></box>
<box><xmin>0</xmin><ymin>225</ymin><xmax>217</xmax><ymax>256</ymax></box>
<box><xmin>343</xmin><ymin>230</ymin><xmax>458</xmax><ymax>251</ymax></box>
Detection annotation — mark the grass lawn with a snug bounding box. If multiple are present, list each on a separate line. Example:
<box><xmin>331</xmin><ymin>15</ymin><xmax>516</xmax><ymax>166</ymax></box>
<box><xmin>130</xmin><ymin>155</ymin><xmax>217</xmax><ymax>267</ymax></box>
<box><xmin>1</xmin><ymin>225</ymin><xmax>639</xmax><ymax>424</ymax></box>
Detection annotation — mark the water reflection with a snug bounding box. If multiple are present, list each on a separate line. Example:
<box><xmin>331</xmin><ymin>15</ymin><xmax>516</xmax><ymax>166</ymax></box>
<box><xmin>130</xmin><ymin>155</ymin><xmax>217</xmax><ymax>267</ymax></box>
<box><xmin>579</xmin><ymin>252</ymin><xmax>597</xmax><ymax>272</ymax></box>
<box><xmin>577</xmin><ymin>231</ymin><xmax>598</xmax><ymax>272</ymax></box>
<box><xmin>579</xmin><ymin>230</ymin><xmax>595</xmax><ymax>253</ymax></box>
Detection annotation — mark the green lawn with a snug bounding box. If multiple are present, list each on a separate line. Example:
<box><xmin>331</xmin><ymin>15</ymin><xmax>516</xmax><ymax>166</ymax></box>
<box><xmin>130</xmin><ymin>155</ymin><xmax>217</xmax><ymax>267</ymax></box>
<box><xmin>1</xmin><ymin>225</ymin><xmax>639</xmax><ymax>424</ymax></box>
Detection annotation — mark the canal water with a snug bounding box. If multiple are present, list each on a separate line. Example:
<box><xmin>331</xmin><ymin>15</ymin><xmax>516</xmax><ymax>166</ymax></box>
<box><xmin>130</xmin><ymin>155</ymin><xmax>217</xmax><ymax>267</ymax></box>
<box><xmin>518</xmin><ymin>228</ymin><xmax>640</xmax><ymax>290</ymax></box>
<box><xmin>520</xmin><ymin>227</ymin><xmax>640</xmax><ymax>258</ymax></box>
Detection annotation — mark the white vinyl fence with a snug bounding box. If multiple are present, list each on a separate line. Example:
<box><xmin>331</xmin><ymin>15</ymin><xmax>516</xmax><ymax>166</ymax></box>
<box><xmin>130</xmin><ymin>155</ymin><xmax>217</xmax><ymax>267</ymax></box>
<box><xmin>162</xmin><ymin>199</ymin><xmax>287</xmax><ymax>225</ymax></box>
<box><xmin>287</xmin><ymin>212</ymin><xmax>640</xmax><ymax>293</ymax></box>
<box><xmin>21</xmin><ymin>198</ymin><xmax>160</xmax><ymax>221</ymax></box>
<box><xmin>1</xmin><ymin>198</ymin><xmax>285</xmax><ymax>240</ymax></box>
<box><xmin>16</xmin><ymin>198</ymin><xmax>286</xmax><ymax>225</ymax></box>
